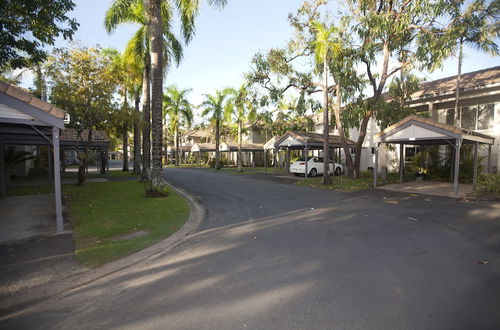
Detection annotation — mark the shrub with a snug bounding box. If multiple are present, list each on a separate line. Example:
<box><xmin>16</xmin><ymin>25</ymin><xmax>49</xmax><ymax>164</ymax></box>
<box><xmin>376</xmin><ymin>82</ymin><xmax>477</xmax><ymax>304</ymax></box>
<box><xmin>478</xmin><ymin>173</ymin><xmax>500</xmax><ymax>194</ymax></box>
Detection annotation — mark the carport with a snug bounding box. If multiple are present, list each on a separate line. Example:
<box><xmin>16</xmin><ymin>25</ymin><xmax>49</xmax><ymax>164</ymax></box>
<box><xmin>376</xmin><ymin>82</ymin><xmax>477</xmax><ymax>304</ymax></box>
<box><xmin>273</xmin><ymin>131</ymin><xmax>357</xmax><ymax>177</ymax></box>
<box><xmin>373</xmin><ymin>115</ymin><xmax>495</xmax><ymax>196</ymax></box>
<box><xmin>219</xmin><ymin>142</ymin><xmax>264</xmax><ymax>167</ymax></box>
<box><xmin>0</xmin><ymin>81</ymin><xmax>65</xmax><ymax>232</ymax></box>
<box><xmin>191</xmin><ymin>143</ymin><xmax>217</xmax><ymax>166</ymax></box>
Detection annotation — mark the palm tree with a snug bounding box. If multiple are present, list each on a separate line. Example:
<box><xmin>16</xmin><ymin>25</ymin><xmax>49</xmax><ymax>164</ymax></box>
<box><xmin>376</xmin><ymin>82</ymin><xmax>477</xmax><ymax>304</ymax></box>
<box><xmin>105</xmin><ymin>0</ymin><xmax>183</xmax><ymax>181</ymax></box>
<box><xmin>201</xmin><ymin>90</ymin><xmax>226</xmax><ymax>169</ymax></box>
<box><xmin>311</xmin><ymin>20</ymin><xmax>339</xmax><ymax>185</ymax></box>
<box><xmin>224</xmin><ymin>85</ymin><xmax>255</xmax><ymax>172</ymax></box>
<box><xmin>163</xmin><ymin>85</ymin><xmax>193</xmax><ymax>166</ymax></box>
<box><xmin>145</xmin><ymin>0</ymin><xmax>227</xmax><ymax>187</ymax></box>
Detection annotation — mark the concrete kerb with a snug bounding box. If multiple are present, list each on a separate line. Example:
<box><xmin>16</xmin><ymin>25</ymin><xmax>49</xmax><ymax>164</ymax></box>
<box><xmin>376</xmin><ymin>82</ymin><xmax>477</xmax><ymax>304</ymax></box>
<box><xmin>0</xmin><ymin>181</ymin><xmax>206</xmax><ymax>319</ymax></box>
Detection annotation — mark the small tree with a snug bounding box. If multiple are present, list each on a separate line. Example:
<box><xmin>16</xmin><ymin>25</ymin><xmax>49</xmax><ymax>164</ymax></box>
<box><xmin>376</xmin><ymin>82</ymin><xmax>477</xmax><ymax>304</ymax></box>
<box><xmin>46</xmin><ymin>46</ymin><xmax>118</xmax><ymax>185</ymax></box>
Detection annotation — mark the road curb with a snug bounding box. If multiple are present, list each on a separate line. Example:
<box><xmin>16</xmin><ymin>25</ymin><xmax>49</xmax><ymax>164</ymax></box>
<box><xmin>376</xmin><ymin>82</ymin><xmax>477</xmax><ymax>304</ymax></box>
<box><xmin>0</xmin><ymin>181</ymin><xmax>206</xmax><ymax>319</ymax></box>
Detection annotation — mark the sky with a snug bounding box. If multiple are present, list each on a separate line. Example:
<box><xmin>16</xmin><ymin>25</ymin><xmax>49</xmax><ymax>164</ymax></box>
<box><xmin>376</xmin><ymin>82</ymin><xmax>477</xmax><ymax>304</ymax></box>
<box><xmin>39</xmin><ymin>0</ymin><xmax>500</xmax><ymax>109</ymax></box>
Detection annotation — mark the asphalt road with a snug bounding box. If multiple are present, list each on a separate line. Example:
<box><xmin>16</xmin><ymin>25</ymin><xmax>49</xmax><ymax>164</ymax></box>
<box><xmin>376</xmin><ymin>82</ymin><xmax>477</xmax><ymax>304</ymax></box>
<box><xmin>2</xmin><ymin>168</ymin><xmax>500</xmax><ymax>329</ymax></box>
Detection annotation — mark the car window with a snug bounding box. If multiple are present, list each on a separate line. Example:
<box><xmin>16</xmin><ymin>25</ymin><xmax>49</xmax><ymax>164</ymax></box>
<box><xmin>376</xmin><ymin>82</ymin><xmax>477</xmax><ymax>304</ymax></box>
<box><xmin>315</xmin><ymin>157</ymin><xmax>323</xmax><ymax>163</ymax></box>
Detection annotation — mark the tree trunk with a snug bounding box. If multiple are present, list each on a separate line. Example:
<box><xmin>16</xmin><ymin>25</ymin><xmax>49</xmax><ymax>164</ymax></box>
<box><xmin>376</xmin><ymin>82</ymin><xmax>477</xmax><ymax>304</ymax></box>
<box><xmin>132</xmin><ymin>92</ymin><xmax>142</xmax><ymax>174</ymax></box>
<box><xmin>174</xmin><ymin>127</ymin><xmax>179</xmax><ymax>166</ymax></box>
<box><xmin>122</xmin><ymin>124</ymin><xmax>129</xmax><ymax>171</ymax></box>
<box><xmin>141</xmin><ymin>53</ymin><xmax>151</xmax><ymax>181</ymax></box>
<box><xmin>334</xmin><ymin>84</ymin><xmax>354</xmax><ymax>178</ymax></box>
<box><xmin>322</xmin><ymin>56</ymin><xmax>331</xmax><ymax>184</ymax></box>
<box><xmin>76</xmin><ymin>130</ymin><xmax>92</xmax><ymax>186</ymax></box>
<box><xmin>215</xmin><ymin>119</ymin><xmax>221</xmax><ymax>169</ymax></box>
<box><xmin>454</xmin><ymin>39</ymin><xmax>463</xmax><ymax>126</ymax></box>
<box><xmin>148</xmin><ymin>0</ymin><xmax>164</xmax><ymax>188</ymax></box>
<box><xmin>237</xmin><ymin>120</ymin><xmax>242</xmax><ymax>172</ymax></box>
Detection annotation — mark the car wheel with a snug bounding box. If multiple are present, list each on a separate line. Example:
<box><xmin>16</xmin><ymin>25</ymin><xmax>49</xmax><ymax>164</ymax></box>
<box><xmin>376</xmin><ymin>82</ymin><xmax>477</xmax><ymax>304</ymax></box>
<box><xmin>309</xmin><ymin>168</ymin><xmax>317</xmax><ymax>177</ymax></box>
<box><xmin>335</xmin><ymin>167</ymin><xmax>341</xmax><ymax>176</ymax></box>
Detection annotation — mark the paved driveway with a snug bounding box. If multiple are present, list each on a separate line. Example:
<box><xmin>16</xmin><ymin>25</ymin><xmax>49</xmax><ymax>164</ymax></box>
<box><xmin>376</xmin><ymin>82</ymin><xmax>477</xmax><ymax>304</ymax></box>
<box><xmin>1</xmin><ymin>168</ymin><xmax>499</xmax><ymax>329</ymax></box>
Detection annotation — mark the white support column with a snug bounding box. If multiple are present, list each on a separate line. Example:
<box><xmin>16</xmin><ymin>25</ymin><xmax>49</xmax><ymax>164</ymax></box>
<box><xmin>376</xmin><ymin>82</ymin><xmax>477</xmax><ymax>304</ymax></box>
<box><xmin>374</xmin><ymin>143</ymin><xmax>379</xmax><ymax>187</ymax></box>
<box><xmin>399</xmin><ymin>144</ymin><xmax>404</xmax><ymax>183</ymax></box>
<box><xmin>472</xmin><ymin>142</ymin><xmax>479</xmax><ymax>192</ymax></box>
<box><xmin>53</xmin><ymin>127</ymin><xmax>63</xmax><ymax>232</ymax></box>
<box><xmin>487</xmin><ymin>144</ymin><xmax>491</xmax><ymax>173</ymax></box>
<box><xmin>453</xmin><ymin>138</ymin><xmax>462</xmax><ymax>196</ymax></box>
<box><xmin>305</xmin><ymin>144</ymin><xmax>308</xmax><ymax>178</ymax></box>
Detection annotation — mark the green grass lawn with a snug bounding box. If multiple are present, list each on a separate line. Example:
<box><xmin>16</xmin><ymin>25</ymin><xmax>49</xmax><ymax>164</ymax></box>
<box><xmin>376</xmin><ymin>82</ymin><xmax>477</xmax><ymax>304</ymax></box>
<box><xmin>7</xmin><ymin>180</ymin><xmax>189</xmax><ymax>268</ymax></box>
<box><xmin>296</xmin><ymin>175</ymin><xmax>373</xmax><ymax>192</ymax></box>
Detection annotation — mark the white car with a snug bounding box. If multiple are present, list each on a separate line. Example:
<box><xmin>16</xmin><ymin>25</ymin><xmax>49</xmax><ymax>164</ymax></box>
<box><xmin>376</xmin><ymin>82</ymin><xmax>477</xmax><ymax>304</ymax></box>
<box><xmin>290</xmin><ymin>157</ymin><xmax>343</xmax><ymax>177</ymax></box>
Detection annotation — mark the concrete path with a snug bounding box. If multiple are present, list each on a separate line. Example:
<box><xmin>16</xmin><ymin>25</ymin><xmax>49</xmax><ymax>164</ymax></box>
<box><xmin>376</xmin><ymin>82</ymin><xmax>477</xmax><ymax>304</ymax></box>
<box><xmin>1</xmin><ymin>168</ymin><xmax>500</xmax><ymax>329</ymax></box>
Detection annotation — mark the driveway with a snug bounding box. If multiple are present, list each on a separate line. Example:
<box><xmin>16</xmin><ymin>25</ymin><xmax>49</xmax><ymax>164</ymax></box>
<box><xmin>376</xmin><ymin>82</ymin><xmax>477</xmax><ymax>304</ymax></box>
<box><xmin>1</xmin><ymin>168</ymin><xmax>499</xmax><ymax>329</ymax></box>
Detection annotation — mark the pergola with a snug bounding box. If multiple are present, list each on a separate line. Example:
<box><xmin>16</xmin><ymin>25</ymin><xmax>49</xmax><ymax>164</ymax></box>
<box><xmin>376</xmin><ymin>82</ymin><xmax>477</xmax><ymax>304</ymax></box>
<box><xmin>373</xmin><ymin>115</ymin><xmax>495</xmax><ymax>195</ymax></box>
<box><xmin>0</xmin><ymin>81</ymin><xmax>65</xmax><ymax>232</ymax></box>
<box><xmin>273</xmin><ymin>131</ymin><xmax>357</xmax><ymax>177</ymax></box>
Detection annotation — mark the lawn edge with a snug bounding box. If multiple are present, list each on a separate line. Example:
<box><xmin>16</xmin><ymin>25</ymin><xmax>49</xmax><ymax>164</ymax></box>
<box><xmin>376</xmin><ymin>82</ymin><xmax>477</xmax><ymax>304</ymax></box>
<box><xmin>0</xmin><ymin>181</ymin><xmax>206</xmax><ymax>320</ymax></box>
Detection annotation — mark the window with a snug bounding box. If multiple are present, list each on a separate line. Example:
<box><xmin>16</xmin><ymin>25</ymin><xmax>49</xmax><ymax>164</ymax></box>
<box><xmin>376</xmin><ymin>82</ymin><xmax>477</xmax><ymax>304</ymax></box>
<box><xmin>371</xmin><ymin>147</ymin><xmax>375</xmax><ymax>154</ymax></box>
<box><xmin>461</xmin><ymin>106</ymin><xmax>476</xmax><ymax>130</ymax></box>
<box><xmin>441</xmin><ymin>103</ymin><xmax>495</xmax><ymax>131</ymax></box>
<box><xmin>477</xmin><ymin>104</ymin><xmax>495</xmax><ymax>130</ymax></box>
<box><xmin>445</xmin><ymin>108</ymin><xmax>455</xmax><ymax>126</ymax></box>
<box><xmin>350</xmin><ymin>148</ymin><xmax>356</xmax><ymax>155</ymax></box>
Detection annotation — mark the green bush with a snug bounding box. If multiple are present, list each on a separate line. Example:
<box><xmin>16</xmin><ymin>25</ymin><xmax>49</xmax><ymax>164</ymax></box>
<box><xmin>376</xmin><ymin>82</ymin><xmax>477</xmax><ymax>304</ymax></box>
<box><xmin>478</xmin><ymin>173</ymin><xmax>500</xmax><ymax>194</ymax></box>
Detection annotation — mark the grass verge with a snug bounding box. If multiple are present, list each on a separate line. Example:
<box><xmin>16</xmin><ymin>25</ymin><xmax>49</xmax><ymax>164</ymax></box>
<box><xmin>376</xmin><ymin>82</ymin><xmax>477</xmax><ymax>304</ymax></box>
<box><xmin>7</xmin><ymin>180</ymin><xmax>189</xmax><ymax>268</ymax></box>
<box><xmin>296</xmin><ymin>176</ymin><xmax>372</xmax><ymax>192</ymax></box>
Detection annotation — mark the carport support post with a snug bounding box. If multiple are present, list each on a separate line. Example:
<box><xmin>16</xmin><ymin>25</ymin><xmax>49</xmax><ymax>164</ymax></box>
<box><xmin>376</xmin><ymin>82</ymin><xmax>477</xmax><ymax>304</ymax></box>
<box><xmin>264</xmin><ymin>150</ymin><xmax>267</xmax><ymax>172</ymax></box>
<box><xmin>487</xmin><ymin>144</ymin><xmax>491</xmax><ymax>173</ymax></box>
<box><xmin>374</xmin><ymin>143</ymin><xmax>379</xmax><ymax>187</ymax></box>
<box><xmin>285</xmin><ymin>147</ymin><xmax>290</xmax><ymax>175</ymax></box>
<box><xmin>273</xmin><ymin>149</ymin><xmax>277</xmax><ymax>176</ymax></box>
<box><xmin>305</xmin><ymin>144</ymin><xmax>308</xmax><ymax>178</ymax></box>
<box><xmin>48</xmin><ymin>144</ymin><xmax>53</xmax><ymax>183</ymax></box>
<box><xmin>0</xmin><ymin>142</ymin><xmax>5</xmax><ymax>198</ymax></box>
<box><xmin>473</xmin><ymin>142</ymin><xmax>479</xmax><ymax>192</ymax></box>
<box><xmin>399</xmin><ymin>143</ymin><xmax>404</xmax><ymax>183</ymax></box>
<box><xmin>52</xmin><ymin>127</ymin><xmax>63</xmax><ymax>233</ymax></box>
<box><xmin>453</xmin><ymin>138</ymin><xmax>462</xmax><ymax>196</ymax></box>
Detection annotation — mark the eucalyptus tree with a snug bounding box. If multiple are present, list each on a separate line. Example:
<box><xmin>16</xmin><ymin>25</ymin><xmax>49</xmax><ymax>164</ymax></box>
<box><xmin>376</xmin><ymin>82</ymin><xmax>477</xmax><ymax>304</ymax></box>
<box><xmin>201</xmin><ymin>90</ymin><xmax>227</xmax><ymax>170</ymax></box>
<box><xmin>342</xmin><ymin>0</ymin><xmax>490</xmax><ymax>177</ymax></box>
<box><xmin>163</xmin><ymin>85</ymin><xmax>193</xmax><ymax>166</ymax></box>
<box><xmin>223</xmin><ymin>85</ymin><xmax>256</xmax><ymax>172</ymax></box>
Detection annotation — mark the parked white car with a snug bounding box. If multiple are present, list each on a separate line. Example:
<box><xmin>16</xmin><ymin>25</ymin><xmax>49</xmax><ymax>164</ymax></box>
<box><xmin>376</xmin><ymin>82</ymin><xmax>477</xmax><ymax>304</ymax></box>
<box><xmin>290</xmin><ymin>157</ymin><xmax>343</xmax><ymax>177</ymax></box>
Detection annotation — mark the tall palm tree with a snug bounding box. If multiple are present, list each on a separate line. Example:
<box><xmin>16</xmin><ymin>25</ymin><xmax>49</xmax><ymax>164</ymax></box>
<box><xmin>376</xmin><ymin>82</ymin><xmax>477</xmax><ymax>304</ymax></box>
<box><xmin>201</xmin><ymin>90</ymin><xmax>226</xmax><ymax>170</ymax></box>
<box><xmin>224</xmin><ymin>85</ymin><xmax>256</xmax><ymax>172</ymax></box>
<box><xmin>163</xmin><ymin>85</ymin><xmax>193</xmax><ymax>166</ymax></box>
<box><xmin>105</xmin><ymin>0</ymin><xmax>183</xmax><ymax>181</ymax></box>
<box><xmin>145</xmin><ymin>0</ymin><xmax>227</xmax><ymax>187</ymax></box>
<box><xmin>311</xmin><ymin>20</ymin><xmax>339</xmax><ymax>185</ymax></box>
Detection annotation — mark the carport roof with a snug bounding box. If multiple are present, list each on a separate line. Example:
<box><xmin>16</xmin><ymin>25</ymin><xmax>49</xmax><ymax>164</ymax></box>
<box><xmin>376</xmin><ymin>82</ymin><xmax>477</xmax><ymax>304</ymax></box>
<box><xmin>191</xmin><ymin>143</ymin><xmax>217</xmax><ymax>152</ymax></box>
<box><xmin>220</xmin><ymin>142</ymin><xmax>263</xmax><ymax>152</ymax></box>
<box><xmin>274</xmin><ymin>131</ymin><xmax>357</xmax><ymax>150</ymax></box>
<box><xmin>375</xmin><ymin>115</ymin><xmax>495</xmax><ymax>145</ymax></box>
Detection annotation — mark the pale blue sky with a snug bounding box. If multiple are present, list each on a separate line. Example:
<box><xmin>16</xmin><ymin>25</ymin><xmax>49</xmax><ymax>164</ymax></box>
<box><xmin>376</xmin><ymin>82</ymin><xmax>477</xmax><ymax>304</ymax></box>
<box><xmin>52</xmin><ymin>0</ymin><xmax>499</xmax><ymax>107</ymax></box>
